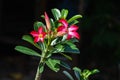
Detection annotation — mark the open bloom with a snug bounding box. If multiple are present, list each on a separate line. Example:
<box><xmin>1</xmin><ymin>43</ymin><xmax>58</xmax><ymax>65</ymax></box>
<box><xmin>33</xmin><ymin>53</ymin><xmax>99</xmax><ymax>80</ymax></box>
<box><xmin>57</xmin><ymin>19</ymin><xmax>80</xmax><ymax>39</ymax></box>
<box><xmin>30</xmin><ymin>27</ymin><xmax>46</xmax><ymax>43</ymax></box>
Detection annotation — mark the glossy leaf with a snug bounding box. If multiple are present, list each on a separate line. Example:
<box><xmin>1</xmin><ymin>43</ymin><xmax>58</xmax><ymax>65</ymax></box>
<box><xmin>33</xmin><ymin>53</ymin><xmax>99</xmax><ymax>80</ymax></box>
<box><xmin>15</xmin><ymin>46</ymin><xmax>41</xmax><ymax>57</ymax></box>
<box><xmin>63</xmin><ymin>71</ymin><xmax>74</xmax><ymax>80</ymax></box>
<box><xmin>51</xmin><ymin>8</ymin><xmax>61</xmax><ymax>20</ymax></box>
<box><xmin>22</xmin><ymin>35</ymin><xmax>42</xmax><ymax>50</ymax></box>
<box><xmin>68</xmin><ymin>15</ymin><xmax>82</xmax><ymax>23</ymax></box>
<box><xmin>46</xmin><ymin>58</ymin><xmax>60</xmax><ymax>72</ymax></box>
<box><xmin>61</xmin><ymin>9</ymin><xmax>68</xmax><ymax>19</ymax></box>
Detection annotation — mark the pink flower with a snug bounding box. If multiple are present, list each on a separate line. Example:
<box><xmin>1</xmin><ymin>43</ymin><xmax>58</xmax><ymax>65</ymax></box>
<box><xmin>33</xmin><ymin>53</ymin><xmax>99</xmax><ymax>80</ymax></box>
<box><xmin>30</xmin><ymin>27</ymin><xmax>46</xmax><ymax>43</ymax></box>
<box><xmin>57</xmin><ymin>19</ymin><xmax>80</xmax><ymax>39</ymax></box>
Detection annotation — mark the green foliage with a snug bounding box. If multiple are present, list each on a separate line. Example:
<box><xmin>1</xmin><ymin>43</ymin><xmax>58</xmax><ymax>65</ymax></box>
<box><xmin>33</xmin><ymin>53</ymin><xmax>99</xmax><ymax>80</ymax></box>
<box><xmin>63</xmin><ymin>67</ymin><xmax>99</xmax><ymax>80</ymax></box>
<box><xmin>46</xmin><ymin>58</ymin><xmax>60</xmax><ymax>72</ymax></box>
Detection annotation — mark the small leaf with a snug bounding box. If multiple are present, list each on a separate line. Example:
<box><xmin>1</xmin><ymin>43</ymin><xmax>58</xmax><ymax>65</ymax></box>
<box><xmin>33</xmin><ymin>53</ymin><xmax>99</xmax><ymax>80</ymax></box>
<box><xmin>73</xmin><ymin>67</ymin><xmax>81</xmax><ymax>80</ymax></box>
<box><xmin>52</xmin><ymin>44</ymin><xmax>64</xmax><ymax>53</ymax></box>
<box><xmin>61</xmin><ymin>9</ymin><xmax>68</xmax><ymax>19</ymax></box>
<box><xmin>15</xmin><ymin>46</ymin><xmax>41</xmax><ymax>57</ymax></box>
<box><xmin>51</xmin><ymin>8</ymin><xmax>61</xmax><ymax>20</ymax></box>
<box><xmin>63</xmin><ymin>71</ymin><xmax>74</xmax><ymax>80</ymax></box>
<box><xmin>60</xmin><ymin>53</ymin><xmax>72</xmax><ymax>60</ymax></box>
<box><xmin>91</xmin><ymin>69</ymin><xmax>99</xmax><ymax>75</ymax></box>
<box><xmin>60</xmin><ymin>61</ymin><xmax>71</xmax><ymax>70</ymax></box>
<box><xmin>46</xmin><ymin>58</ymin><xmax>60</xmax><ymax>72</ymax></box>
<box><xmin>34</xmin><ymin>21</ymin><xmax>46</xmax><ymax>31</ymax></box>
<box><xmin>39</xmin><ymin>63</ymin><xmax>44</xmax><ymax>73</ymax></box>
<box><xmin>68</xmin><ymin>15</ymin><xmax>82</xmax><ymax>23</ymax></box>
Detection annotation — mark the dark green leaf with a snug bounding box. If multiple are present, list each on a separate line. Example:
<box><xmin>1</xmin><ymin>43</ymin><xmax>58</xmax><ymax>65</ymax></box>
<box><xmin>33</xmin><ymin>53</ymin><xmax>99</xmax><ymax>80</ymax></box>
<box><xmin>63</xmin><ymin>71</ymin><xmax>74</xmax><ymax>80</ymax></box>
<box><xmin>60</xmin><ymin>61</ymin><xmax>71</xmax><ymax>70</ymax></box>
<box><xmin>15</xmin><ymin>46</ymin><xmax>41</xmax><ymax>57</ymax></box>
<box><xmin>61</xmin><ymin>9</ymin><xmax>68</xmax><ymax>19</ymax></box>
<box><xmin>64</xmin><ymin>41</ymin><xmax>80</xmax><ymax>54</ymax></box>
<box><xmin>51</xmin><ymin>8</ymin><xmax>61</xmax><ymax>20</ymax></box>
<box><xmin>68</xmin><ymin>15</ymin><xmax>82</xmax><ymax>23</ymax></box>
<box><xmin>46</xmin><ymin>58</ymin><xmax>60</xmax><ymax>72</ymax></box>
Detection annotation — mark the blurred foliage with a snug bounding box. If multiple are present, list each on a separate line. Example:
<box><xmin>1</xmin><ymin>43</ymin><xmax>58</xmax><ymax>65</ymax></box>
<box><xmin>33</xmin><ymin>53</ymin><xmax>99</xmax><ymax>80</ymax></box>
<box><xmin>81</xmin><ymin>0</ymin><xmax>120</xmax><ymax>64</ymax></box>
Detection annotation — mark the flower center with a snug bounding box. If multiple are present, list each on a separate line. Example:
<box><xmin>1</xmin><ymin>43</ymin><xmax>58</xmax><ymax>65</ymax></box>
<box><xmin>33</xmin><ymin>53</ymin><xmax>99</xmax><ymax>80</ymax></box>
<box><xmin>39</xmin><ymin>34</ymin><xmax>43</xmax><ymax>38</ymax></box>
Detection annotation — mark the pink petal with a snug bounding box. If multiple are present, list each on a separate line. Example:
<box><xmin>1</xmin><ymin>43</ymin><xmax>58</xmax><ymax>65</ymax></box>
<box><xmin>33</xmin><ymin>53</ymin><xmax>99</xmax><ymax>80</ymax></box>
<box><xmin>69</xmin><ymin>31</ymin><xmax>80</xmax><ymax>39</ymax></box>
<box><xmin>45</xmin><ymin>12</ymin><xmax>51</xmax><ymax>30</ymax></box>
<box><xmin>67</xmin><ymin>35</ymin><xmax>72</xmax><ymax>40</ymax></box>
<box><xmin>57</xmin><ymin>26</ymin><xmax>66</xmax><ymax>32</ymax></box>
<box><xmin>30</xmin><ymin>31</ymin><xmax>39</xmax><ymax>37</ymax></box>
<box><xmin>40</xmin><ymin>38</ymin><xmax>44</xmax><ymax>42</ymax></box>
<box><xmin>34</xmin><ymin>37</ymin><xmax>40</xmax><ymax>43</ymax></box>
<box><xmin>59</xmin><ymin>19</ymin><xmax>68</xmax><ymax>28</ymax></box>
<box><xmin>69</xmin><ymin>25</ymin><xmax>79</xmax><ymax>32</ymax></box>
<box><xmin>38</xmin><ymin>27</ymin><xmax>43</xmax><ymax>34</ymax></box>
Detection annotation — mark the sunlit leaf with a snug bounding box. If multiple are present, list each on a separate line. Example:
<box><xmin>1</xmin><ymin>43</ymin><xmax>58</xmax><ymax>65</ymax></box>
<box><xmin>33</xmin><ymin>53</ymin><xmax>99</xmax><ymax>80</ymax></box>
<box><xmin>61</xmin><ymin>9</ymin><xmax>68</xmax><ymax>19</ymax></box>
<box><xmin>68</xmin><ymin>15</ymin><xmax>82</xmax><ymax>23</ymax></box>
<box><xmin>51</xmin><ymin>8</ymin><xmax>61</xmax><ymax>20</ymax></box>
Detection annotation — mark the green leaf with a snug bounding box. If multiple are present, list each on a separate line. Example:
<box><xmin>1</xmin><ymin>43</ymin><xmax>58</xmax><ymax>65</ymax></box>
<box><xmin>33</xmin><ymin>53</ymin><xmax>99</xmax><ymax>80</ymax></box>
<box><xmin>39</xmin><ymin>63</ymin><xmax>44</xmax><ymax>73</ymax></box>
<box><xmin>15</xmin><ymin>46</ymin><xmax>41</xmax><ymax>57</ymax></box>
<box><xmin>64</xmin><ymin>41</ymin><xmax>80</xmax><ymax>54</ymax></box>
<box><xmin>60</xmin><ymin>53</ymin><xmax>72</xmax><ymax>60</ymax></box>
<box><xmin>63</xmin><ymin>71</ymin><xmax>74</xmax><ymax>80</ymax></box>
<box><xmin>60</xmin><ymin>61</ymin><xmax>71</xmax><ymax>70</ymax></box>
<box><xmin>91</xmin><ymin>69</ymin><xmax>99</xmax><ymax>75</ymax></box>
<box><xmin>46</xmin><ymin>58</ymin><xmax>60</xmax><ymax>72</ymax></box>
<box><xmin>51</xmin><ymin>8</ymin><xmax>61</xmax><ymax>20</ymax></box>
<box><xmin>61</xmin><ymin>9</ymin><xmax>68</xmax><ymax>19</ymax></box>
<box><xmin>73</xmin><ymin>67</ymin><xmax>81</xmax><ymax>80</ymax></box>
<box><xmin>70</xmin><ymin>20</ymin><xmax>79</xmax><ymax>25</ymax></box>
<box><xmin>69</xmin><ymin>38</ymin><xmax>79</xmax><ymax>43</ymax></box>
<box><xmin>68</xmin><ymin>15</ymin><xmax>82</xmax><ymax>23</ymax></box>
<box><xmin>50</xmin><ymin>18</ymin><xmax>55</xmax><ymax>30</ymax></box>
<box><xmin>22</xmin><ymin>35</ymin><xmax>42</xmax><ymax>50</ymax></box>
<box><xmin>34</xmin><ymin>21</ymin><xmax>46</xmax><ymax>31</ymax></box>
<box><xmin>52</xmin><ymin>44</ymin><xmax>64</xmax><ymax>53</ymax></box>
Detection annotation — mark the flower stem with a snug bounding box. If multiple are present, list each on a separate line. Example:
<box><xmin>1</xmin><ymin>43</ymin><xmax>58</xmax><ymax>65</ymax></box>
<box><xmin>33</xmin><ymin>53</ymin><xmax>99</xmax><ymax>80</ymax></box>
<box><xmin>35</xmin><ymin>65</ymin><xmax>42</xmax><ymax>80</ymax></box>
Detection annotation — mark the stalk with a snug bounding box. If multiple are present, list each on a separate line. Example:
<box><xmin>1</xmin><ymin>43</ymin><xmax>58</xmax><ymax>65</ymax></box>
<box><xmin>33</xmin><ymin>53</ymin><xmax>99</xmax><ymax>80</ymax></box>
<box><xmin>35</xmin><ymin>53</ymin><xmax>45</xmax><ymax>80</ymax></box>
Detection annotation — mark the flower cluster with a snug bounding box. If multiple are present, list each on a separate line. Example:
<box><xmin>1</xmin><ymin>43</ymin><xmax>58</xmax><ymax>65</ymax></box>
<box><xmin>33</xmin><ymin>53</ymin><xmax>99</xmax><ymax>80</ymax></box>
<box><xmin>30</xmin><ymin>12</ymin><xmax>80</xmax><ymax>43</ymax></box>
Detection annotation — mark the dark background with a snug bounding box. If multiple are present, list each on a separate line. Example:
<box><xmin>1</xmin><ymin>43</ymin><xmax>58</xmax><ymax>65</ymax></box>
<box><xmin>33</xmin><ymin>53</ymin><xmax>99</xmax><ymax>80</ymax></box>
<box><xmin>0</xmin><ymin>0</ymin><xmax>120</xmax><ymax>80</ymax></box>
